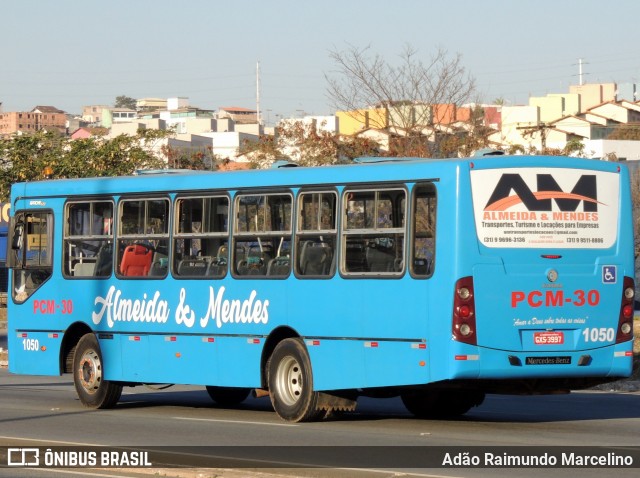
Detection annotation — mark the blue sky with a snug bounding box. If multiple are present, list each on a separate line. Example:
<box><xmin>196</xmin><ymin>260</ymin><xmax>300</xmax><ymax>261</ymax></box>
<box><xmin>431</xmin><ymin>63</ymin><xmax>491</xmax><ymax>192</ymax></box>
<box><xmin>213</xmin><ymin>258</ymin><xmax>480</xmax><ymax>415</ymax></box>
<box><xmin>1</xmin><ymin>0</ymin><xmax>638</xmax><ymax>121</ymax></box>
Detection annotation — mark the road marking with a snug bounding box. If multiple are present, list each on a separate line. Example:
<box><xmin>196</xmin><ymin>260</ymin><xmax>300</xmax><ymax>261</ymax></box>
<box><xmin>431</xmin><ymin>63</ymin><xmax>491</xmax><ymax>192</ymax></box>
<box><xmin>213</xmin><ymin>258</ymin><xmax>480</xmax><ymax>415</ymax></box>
<box><xmin>172</xmin><ymin>416</ymin><xmax>298</xmax><ymax>427</ymax></box>
<box><xmin>0</xmin><ymin>436</ymin><xmax>102</xmax><ymax>447</ymax></box>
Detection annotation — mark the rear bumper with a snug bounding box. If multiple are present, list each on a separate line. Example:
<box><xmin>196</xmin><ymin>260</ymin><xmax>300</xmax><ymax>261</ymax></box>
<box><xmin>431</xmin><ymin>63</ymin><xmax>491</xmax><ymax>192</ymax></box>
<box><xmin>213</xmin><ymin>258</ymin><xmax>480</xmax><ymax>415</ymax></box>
<box><xmin>446</xmin><ymin>341</ymin><xmax>634</xmax><ymax>383</ymax></box>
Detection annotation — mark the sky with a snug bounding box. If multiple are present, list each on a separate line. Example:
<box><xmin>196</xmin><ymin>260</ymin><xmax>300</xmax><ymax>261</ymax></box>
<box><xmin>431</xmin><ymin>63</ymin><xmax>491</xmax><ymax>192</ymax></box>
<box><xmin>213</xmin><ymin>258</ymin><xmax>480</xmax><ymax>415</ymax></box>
<box><xmin>1</xmin><ymin>0</ymin><xmax>639</xmax><ymax>123</ymax></box>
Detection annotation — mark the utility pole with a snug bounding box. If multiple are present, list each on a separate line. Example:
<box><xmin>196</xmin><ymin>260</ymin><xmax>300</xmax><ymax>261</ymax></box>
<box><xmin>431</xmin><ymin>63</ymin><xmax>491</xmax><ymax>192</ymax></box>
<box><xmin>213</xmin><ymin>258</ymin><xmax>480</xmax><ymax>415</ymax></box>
<box><xmin>578</xmin><ymin>58</ymin><xmax>584</xmax><ymax>86</ymax></box>
<box><xmin>256</xmin><ymin>60</ymin><xmax>262</xmax><ymax>125</ymax></box>
<box><xmin>575</xmin><ymin>58</ymin><xmax>589</xmax><ymax>86</ymax></box>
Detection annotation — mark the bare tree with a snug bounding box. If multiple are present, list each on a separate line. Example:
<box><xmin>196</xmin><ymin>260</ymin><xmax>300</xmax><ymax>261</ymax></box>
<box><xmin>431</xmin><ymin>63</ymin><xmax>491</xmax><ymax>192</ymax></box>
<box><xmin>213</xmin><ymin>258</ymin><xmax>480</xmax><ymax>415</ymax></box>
<box><xmin>325</xmin><ymin>44</ymin><xmax>476</xmax><ymax>156</ymax></box>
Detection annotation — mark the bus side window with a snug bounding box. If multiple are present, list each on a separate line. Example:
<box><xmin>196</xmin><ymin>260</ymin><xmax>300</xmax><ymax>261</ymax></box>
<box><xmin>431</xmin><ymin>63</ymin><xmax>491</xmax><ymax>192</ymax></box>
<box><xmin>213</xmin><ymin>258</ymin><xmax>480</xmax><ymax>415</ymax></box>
<box><xmin>63</xmin><ymin>200</ymin><xmax>114</xmax><ymax>278</ymax></box>
<box><xmin>173</xmin><ymin>195</ymin><xmax>229</xmax><ymax>279</ymax></box>
<box><xmin>411</xmin><ymin>183</ymin><xmax>436</xmax><ymax>278</ymax></box>
<box><xmin>233</xmin><ymin>193</ymin><xmax>292</xmax><ymax>278</ymax></box>
<box><xmin>295</xmin><ymin>191</ymin><xmax>337</xmax><ymax>278</ymax></box>
<box><xmin>117</xmin><ymin>198</ymin><xmax>170</xmax><ymax>279</ymax></box>
<box><xmin>342</xmin><ymin>188</ymin><xmax>406</xmax><ymax>276</ymax></box>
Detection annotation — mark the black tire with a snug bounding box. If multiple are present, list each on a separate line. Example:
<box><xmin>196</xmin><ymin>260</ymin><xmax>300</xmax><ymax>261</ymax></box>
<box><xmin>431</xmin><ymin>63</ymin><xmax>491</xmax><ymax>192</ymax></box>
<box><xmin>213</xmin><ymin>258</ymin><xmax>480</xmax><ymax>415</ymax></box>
<box><xmin>436</xmin><ymin>390</ymin><xmax>485</xmax><ymax>416</ymax></box>
<box><xmin>73</xmin><ymin>333</ymin><xmax>122</xmax><ymax>409</ymax></box>
<box><xmin>205</xmin><ymin>386</ymin><xmax>251</xmax><ymax>406</ymax></box>
<box><xmin>401</xmin><ymin>390</ymin><xmax>440</xmax><ymax>418</ymax></box>
<box><xmin>401</xmin><ymin>390</ymin><xmax>485</xmax><ymax>418</ymax></box>
<box><xmin>268</xmin><ymin>338</ymin><xmax>321</xmax><ymax>422</ymax></box>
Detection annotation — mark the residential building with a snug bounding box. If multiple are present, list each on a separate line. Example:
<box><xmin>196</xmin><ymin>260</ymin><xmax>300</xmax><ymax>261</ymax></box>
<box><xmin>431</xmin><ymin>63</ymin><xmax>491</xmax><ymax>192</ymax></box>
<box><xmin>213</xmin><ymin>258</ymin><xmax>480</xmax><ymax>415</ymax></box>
<box><xmin>102</xmin><ymin>108</ymin><xmax>137</xmax><ymax>128</ymax></box>
<box><xmin>547</xmin><ymin>93</ymin><xmax>581</xmax><ymax>116</ymax></box>
<box><xmin>529</xmin><ymin>96</ymin><xmax>564</xmax><ymax>124</ymax></box>
<box><xmin>70</xmin><ymin>127</ymin><xmax>108</xmax><ymax>140</ymax></box>
<box><xmin>190</xmin><ymin>131</ymin><xmax>260</xmax><ymax>160</ymax></box>
<box><xmin>569</xmin><ymin>83</ymin><xmax>616</xmax><ymax>112</ymax></box>
<box><xmin>0</xmin><ymin>106</ymin><xmax>66</xmax><ymax>137</ymax></box>
<box><xmin>588</xmin><ymin>101</ymin><xmax>640</xmax><ymax>124</ymax></box>
<box><xmin>617</xmin><ymin>83</ymin><xmax>640</xmax><ymax>102</ymax></box>
<box><xmin>336</xmin><ymin>109</ymin><xmax>370</xmax><ymax>135</ymax></box>
<box><xmin>218</xmin><ymin>107</ymin><xmax>258</xmax><ymax>124</ymax></box>
<box><xmin>82</xmin><ymin>105</ymin><xmax>110</xmax><ymax>124</ymax></box>
<box><xmin>137</xmin><ymin>98</ymin><xmax>168</xmax><ymax>112</ymax></box>
<box><xmin>582</xmin><ymin>139</ymin><xmax>640</xmax><ymax>161</ymax></box>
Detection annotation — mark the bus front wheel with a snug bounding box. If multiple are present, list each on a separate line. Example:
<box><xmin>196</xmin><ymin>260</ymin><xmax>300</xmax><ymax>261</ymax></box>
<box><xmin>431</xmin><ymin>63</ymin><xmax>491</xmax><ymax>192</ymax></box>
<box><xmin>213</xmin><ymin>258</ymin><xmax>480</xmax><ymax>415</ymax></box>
<box><xmin>73</xmin><ymin>333</ymin><xmax>122</xmax><ymax>409</ymax></box>
<box><xmin>268</xmin><ymin>338</ymin><xmax>321</xmax><ymax>422</ymax></box>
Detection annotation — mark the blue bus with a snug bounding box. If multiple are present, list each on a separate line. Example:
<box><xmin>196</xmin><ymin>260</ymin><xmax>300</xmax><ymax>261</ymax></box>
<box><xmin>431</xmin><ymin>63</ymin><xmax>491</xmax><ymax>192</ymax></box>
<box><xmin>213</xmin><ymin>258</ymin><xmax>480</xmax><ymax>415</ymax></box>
<box><xmin>6</xmin><ymin>155</ymin><xmax>636</xmax><ymax>422</ymax></box>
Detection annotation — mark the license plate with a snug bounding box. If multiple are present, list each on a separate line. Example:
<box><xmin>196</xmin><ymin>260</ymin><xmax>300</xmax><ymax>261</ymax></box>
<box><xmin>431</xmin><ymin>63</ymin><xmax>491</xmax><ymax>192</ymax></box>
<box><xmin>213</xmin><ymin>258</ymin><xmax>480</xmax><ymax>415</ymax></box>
<box><xmin>534</xmin><ymin>331</ymin><xmax>564</xmax><ymax>345</ymax></box>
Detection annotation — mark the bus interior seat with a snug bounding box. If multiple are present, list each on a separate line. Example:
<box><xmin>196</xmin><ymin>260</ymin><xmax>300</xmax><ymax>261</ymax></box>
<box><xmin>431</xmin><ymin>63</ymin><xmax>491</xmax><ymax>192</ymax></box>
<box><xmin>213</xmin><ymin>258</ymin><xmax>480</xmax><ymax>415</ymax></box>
<box><xmin>366</xmin><ymin>244</ymin><xmax>395</xmax><ymax>272</ymax></box>
<box><xmin>207</xmin><ymin>245</ymin><xmax>228</xmax><ymax>276</ymax></box>
<box><xmin>345</xmin><ymin>240</ymin><xmax>367</xmax><ymax>272</ymax></box>
<box><xmin>237</xmin><ymin>246</ymin><xmax>268</xmax><ymax>276</ymax></box>
<box><xmin>413</xmin><ymin>258</ymin><xmax>431</xmax><ymax>275</ymax></box>
<box><xmin>149</xmin><ymin>258</ymin><xmax>168</xmax><ymax>276</ymax></box>
<box><xmin>177</xmin><ymin>257</ymin><xmax>210</xmax><ymax>276</ymax></box>
<box><xmin>300</xmin><ymin>241</ymin><xmax>332</xmax><ymax>275</ymax></box>
<box><xmin>72</xmin><ymin>261</ymin><xmax>96</xmax><ymax>277</ymax></box>
<box><xmin>120</xmin><ymin>244</ymin><xmax>153</xmax><ymax>276</ymax></box>
<box><xmin>267</xmin><ymin>256</ymin><xmax>290</xmax><ymax>276</ymax></box>
<box><xmin>94</xmin><ymin>242</ymin><xmax>113</xmax><ymax>276</ymax></box>
<box><xmin>216</xmin><ymin>244</ymin><xmax>229</xmax><ymax>262</ymax></box>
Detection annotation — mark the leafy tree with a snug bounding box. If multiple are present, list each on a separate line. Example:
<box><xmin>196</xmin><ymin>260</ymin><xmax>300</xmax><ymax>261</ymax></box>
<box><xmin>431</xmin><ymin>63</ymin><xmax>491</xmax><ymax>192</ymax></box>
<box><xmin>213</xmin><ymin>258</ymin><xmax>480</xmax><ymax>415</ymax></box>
<box><xmin>114</xmin><ymin>95</ymin><xmax>137</xmax><ymax>110</ymax></box>
<box><xmin>239</xmin><ymin>133</ymin><xmax>282</xmax><ymax>168</ymax></box>
<box><xmin>0</xmin><ymin>129</ymin><xmax>167</xmax><ymax>200</ymax></box>
<box><xmin>563</xmin><ymin>139</ymin><xmax>585</xmax><ymax>157</ymax></box>
<box><xmin>239</xmin><ymin>120</ymin><xmax>379</xmax><ymax>168</ymax></box>
<box><xmin>163</xmin><ymin>144</ymin><xmax>226</xmax><ymax>170</ymax></box>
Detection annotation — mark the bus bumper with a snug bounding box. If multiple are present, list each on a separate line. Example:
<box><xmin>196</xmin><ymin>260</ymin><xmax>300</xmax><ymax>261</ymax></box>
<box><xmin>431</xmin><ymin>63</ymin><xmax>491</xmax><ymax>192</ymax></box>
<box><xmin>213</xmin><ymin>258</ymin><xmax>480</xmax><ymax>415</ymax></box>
<box><xmin>447</xmin><ymin>341</ymin><xmax>634</xmax><ymax>381</ymax></box>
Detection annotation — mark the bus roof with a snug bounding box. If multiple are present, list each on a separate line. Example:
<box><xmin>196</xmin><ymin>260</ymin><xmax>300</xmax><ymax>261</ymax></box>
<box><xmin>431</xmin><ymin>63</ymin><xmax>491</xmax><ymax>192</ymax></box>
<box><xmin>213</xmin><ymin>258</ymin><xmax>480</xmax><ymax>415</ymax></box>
<box><xmin>10</xmin><ymin>155</ymin><xmax>625</xmax><ymax>200</ymax></box>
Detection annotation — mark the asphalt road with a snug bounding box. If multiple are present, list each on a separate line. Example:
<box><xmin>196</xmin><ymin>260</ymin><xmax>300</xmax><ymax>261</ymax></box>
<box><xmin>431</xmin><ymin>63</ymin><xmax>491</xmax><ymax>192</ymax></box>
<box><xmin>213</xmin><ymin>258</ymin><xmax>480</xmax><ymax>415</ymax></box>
<box><xmin>0</xmin><ymin>368</ymin><xmax>639</xmax><ymax>478</ymax></box>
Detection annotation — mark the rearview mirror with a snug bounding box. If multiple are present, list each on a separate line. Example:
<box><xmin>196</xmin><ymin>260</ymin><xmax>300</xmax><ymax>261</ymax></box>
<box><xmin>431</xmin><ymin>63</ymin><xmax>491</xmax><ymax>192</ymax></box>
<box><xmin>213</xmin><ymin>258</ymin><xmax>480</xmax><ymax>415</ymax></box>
<box><xmin>12</xmin><ymin>221</ymin><xmax>24</xmax><ymax>250</ymax></box>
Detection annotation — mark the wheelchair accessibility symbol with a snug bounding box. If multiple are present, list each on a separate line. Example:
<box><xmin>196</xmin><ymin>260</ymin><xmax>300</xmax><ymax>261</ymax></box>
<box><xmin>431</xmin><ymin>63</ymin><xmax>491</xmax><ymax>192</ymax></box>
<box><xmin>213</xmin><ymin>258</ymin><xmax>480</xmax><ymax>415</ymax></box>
<box><xmin>602</xmin><ymin>265</ymin><xmax>617</xmax><ymax>284</ymax></box>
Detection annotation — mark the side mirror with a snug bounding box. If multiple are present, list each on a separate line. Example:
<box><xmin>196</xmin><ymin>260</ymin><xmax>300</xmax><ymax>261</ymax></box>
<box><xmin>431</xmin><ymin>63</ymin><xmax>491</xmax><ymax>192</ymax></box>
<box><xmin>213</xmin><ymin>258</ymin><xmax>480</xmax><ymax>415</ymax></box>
<box><xmin>12</xmin><ymin>221</ymin><xmax>24</xmax><ymax>250</ymax></box>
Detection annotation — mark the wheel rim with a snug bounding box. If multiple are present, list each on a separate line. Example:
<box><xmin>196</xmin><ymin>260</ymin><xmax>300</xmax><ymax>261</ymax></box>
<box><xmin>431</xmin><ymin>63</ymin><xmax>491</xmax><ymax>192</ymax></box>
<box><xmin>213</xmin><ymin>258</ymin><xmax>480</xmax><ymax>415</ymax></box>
<box><xmin>78</xmin><ymin>349</ymin><xmax>102</xmax><ymax>395</ymax></box>
<box><xmin>275</xmin><ymin>355</ymin><xmax>303</xmax><ymax>406</ymax></box>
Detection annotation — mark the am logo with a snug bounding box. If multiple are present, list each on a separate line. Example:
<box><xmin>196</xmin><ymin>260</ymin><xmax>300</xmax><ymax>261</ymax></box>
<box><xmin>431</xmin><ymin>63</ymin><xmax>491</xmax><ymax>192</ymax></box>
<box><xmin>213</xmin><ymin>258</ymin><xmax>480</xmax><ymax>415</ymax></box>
<box><xmin>484</xmin><ymin>173</ymin><xmax>598</xmax><ymax>212</ymax></box>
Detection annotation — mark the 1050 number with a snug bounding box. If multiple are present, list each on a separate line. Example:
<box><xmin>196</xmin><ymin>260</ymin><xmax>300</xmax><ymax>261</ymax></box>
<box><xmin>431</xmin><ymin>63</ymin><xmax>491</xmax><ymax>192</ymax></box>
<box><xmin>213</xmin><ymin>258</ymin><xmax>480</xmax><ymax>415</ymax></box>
<box><xmin>582</xmin><ymin>327</ymin><xmax>615</xmax><ymax>343</ymax></box>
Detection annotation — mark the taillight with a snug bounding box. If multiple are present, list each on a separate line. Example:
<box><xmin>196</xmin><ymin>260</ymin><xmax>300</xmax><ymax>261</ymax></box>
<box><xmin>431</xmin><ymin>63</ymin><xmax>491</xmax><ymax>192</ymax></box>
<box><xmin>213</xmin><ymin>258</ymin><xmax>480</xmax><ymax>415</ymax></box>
<box><xmin>616</xmin><ymin>276</ymin><xmax>635</xmax><ymax>344</ymax></box>
<box><xmin>452</xmin><ymin>276</ymin><xmax>477</xmax><ymax>345</ymax></box>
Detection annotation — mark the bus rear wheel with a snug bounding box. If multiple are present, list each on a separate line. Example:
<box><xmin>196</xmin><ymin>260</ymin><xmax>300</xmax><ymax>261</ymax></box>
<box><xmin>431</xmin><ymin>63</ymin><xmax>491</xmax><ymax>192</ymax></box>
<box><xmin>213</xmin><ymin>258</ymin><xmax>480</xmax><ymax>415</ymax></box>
<box><xmin>268</xmin><ymin>338</ymin><xmax>321</xmax><ymax>422</ymax></box>
<box><xmin>205</xmin><ymin>386</ymin><xmax>251</xmax><ymax>406</ymax></box>
<box><xmin>401</xmin><ymin>390</ymin><xmax>485</xmax><ymax>418</ymax></box>
<box><xmin>73</xmin><ymin>333</ymin><xmax>122</xmax><ymax>409</ymax></box>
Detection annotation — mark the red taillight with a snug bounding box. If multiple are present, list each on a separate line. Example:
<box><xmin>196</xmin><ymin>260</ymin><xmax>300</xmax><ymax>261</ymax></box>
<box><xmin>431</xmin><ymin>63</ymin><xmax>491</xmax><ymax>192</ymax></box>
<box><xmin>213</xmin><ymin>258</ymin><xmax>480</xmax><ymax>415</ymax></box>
<box><xmin>616</xmin><ymin>276</ymin><xmax>635</xmax><ymax>344</ymax></box>
<box><xmin>452</xmin><ymin>276</ymin><xmax>477</xmax><ymax>345</ymax></box>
